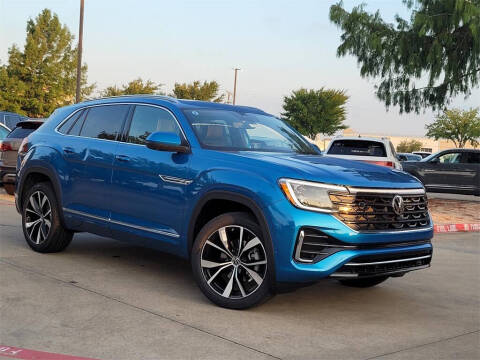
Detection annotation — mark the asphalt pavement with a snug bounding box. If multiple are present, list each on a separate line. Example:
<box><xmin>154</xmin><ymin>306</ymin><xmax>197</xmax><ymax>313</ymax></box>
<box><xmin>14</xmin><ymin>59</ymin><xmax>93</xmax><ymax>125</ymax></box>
<box><xmin>427</xmin><ymin>192</ymin><xmax>479</xmax><ymax>202</ymax></box>
<box><xmin>0</xmin><ymin>197</ymin><xmax>479</xmax><ymax>360</ymax></box>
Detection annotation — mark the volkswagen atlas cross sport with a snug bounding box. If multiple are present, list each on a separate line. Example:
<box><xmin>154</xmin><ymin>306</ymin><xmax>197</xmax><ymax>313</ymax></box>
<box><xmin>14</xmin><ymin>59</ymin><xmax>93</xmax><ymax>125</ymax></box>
<box><xmin>15</xmin><ymin>95</ymin><xmax>433</xmax><ymax>309</ymax></box>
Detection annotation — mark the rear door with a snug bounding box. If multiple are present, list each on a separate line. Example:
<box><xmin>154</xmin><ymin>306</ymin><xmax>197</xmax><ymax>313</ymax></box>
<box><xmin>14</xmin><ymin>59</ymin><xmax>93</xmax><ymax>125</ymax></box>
<box><xmin>424</xmin><ymin>151</ymin><xmax>464</xmax><ymax>190</ymax></box>
<box><xmin>60</xmin><ymin>104</ymin><xmax>130</xmax><ymax>221</ymax></box>
<box><xmin>460</xmin><ymin>152</ymin><xmax>480</xmax><ymax>193</ymax></box>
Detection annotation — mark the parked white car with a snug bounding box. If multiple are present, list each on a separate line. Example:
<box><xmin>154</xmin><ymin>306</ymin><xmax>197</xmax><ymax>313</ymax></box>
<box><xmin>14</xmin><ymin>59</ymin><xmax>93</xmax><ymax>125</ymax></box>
<box><xmin>324</xmin><ymin>136</ymin><xmax>402</xmax><ymax>170</ymax></box>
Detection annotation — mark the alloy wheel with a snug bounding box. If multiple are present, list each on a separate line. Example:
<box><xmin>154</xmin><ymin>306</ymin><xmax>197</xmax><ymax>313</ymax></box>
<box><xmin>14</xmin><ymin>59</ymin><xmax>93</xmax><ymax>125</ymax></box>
<box><xmin>25</xmin><ymin>191</ymin><xmax>52</xmax><ymax>245</ymax></box>
<box><xmin>200</xmin><ymin>225</ymin><xmax>267</xmax><ymax>299</ymax></box>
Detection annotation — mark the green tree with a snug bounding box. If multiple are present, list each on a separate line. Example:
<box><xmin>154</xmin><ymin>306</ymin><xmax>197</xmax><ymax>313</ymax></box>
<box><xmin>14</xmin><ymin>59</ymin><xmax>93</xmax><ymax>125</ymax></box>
<box><xmin>171</xmin><ymin>80</ymin><xmax>224</xmax><ymax>102</ymax></box>
<box><xmin>329</xmin><ymin>0</ymin><xmax>480</xmax><ymax>113</ymax></box>
<box><xmin>396</xmin><ymin>139</ymin><xmax>423</xmax><ymax>153</ymax></box>
<box><xmin>0</xmin><ymin>9</ymin><xmax>94</xmax><ymax>117</ymax></box>
<box><xmin>426</xmin><ymin>108</ymin><xmax>480</xmax><ymax>148</ymax></box>
<box><xmin>101</xmin><ymin>78</ymin><xmax>162</xmax><ymax>97</ymax></box>
<box><xmin>281</xmin><ymin>88</ymin><xmax>348</xmax><ymax>138</ymax></box>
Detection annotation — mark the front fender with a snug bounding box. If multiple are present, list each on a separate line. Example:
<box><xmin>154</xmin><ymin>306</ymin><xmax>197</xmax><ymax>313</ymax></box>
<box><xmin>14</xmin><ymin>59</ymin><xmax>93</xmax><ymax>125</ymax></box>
<box><xmin>184</xmin><ymin>168</ymin><xmax>283</xmax><ymax>281</ymax></box>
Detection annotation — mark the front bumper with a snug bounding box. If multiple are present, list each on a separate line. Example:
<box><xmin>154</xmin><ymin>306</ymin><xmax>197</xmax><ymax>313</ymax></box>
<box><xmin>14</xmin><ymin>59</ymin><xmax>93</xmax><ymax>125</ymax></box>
<box><xmin>266</xmin><ymin>200</ymin><xmax>434</xmax><ymax>283</ymax></box>
<box><xmin>329</xmin><ymin>248</ymin><xmax>432</xmax><ymax>279</ymax></box>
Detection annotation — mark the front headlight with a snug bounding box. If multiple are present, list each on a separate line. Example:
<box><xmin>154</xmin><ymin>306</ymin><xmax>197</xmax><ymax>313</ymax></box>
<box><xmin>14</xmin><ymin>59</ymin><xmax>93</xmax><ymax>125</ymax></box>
<box><xmin>278</xmin><ymin>178</ymin><xmax>348</xmax><ymax>213</ymax></box>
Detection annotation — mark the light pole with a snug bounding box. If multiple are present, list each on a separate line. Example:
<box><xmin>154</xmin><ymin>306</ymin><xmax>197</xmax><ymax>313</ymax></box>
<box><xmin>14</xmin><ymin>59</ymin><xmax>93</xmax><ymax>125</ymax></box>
<box><xmin>233</xmin><ymin>68</ymin><xmax>240</xmax><ymax>105</ymax></box>
<box><xmin>75</xmin><ymin>0</ymin><xmax>84</xmax><ymax>103</ymax></box>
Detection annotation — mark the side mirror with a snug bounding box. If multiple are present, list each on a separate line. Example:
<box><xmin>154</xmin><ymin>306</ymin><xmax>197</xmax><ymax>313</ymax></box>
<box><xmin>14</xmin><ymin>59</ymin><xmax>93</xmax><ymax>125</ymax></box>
<box><xmin>429</xmin><ymin>157</ymin><xmax>439</xmax><ymax>164</ymax></box>
<box><xmin>146</xmin><ymin>132</ymin><xmax>190</xmax><ymax>153</ymax></box>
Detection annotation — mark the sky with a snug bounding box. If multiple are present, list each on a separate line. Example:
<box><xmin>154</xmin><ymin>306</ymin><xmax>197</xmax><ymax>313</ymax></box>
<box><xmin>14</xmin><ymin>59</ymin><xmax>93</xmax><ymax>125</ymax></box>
<box><xmin>0</xmin><ymin>0</ymin><xmax>478</xmax><ymax>136</ymax></box>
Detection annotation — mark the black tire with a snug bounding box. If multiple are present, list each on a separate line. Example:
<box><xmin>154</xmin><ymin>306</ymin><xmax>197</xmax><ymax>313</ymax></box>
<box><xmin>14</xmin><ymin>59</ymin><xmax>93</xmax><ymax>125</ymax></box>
<box><xmin>339</xmin><ymin>276</ymin><xmax>389</xmax><ymax>288</ymax></box>
<box><xmin>191</xmin><ymin>212</ymin><xmax>273</xmax><ymax>309</ymax></box>
<box><xmin>21</xmin><ymin>182</ymin><xmax>73</xmax><ymax>253</ymax></box>
<box><xmin>3</xmin><ymin>183</ymin><xmax>15</xmax><ymax>195</ymax></box>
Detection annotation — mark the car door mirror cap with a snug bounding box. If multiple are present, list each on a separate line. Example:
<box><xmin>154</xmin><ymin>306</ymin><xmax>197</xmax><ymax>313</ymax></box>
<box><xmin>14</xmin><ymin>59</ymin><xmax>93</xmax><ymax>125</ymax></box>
<box><xmin>145</xmin><ymin>132</ymin><xmax>190</xmax><ymax>154</ymax></box>
<box><xmin>430</xmin><ymin>158</ymin><xmax>439</xmax><ymax>164</ymax></box>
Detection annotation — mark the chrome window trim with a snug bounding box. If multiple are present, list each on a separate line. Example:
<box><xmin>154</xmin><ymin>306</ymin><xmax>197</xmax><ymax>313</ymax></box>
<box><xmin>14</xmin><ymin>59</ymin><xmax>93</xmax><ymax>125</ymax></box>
<box><xmin>62</xmin><ymin>207</ymin><xmax>179</xmax><ymax>238</ymax></box>
<box><xmin>54</xmin><ymin>102</ymin><xmax>189</xmax><ymax>146</ymax></box>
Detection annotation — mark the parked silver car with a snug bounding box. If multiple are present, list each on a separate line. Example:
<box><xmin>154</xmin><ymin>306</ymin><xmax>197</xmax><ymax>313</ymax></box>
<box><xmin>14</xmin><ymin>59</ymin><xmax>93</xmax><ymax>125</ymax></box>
<box><xmin>0</xmin><ymin>119</ymin><xmax>44</xmax><ymax>195</ymax></box>
<box><xmin>324</xmin><ymin>136</ymin><xmax>403</xmax><ymax>170</ymax></box>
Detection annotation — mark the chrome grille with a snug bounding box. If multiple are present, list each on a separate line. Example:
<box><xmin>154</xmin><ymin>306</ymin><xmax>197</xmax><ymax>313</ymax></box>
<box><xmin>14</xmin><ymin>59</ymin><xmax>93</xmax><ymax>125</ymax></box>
<box><xmin>330</xmin><ymin>191</ymin><xmax>430</xmax><ymax>231</ymax></box>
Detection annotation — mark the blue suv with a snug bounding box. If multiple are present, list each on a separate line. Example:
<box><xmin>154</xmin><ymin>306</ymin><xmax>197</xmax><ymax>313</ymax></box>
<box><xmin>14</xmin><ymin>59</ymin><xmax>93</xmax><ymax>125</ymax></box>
<box><xmin>16</xmin><ymin>96</ymin><xmax>433</xmax><ymax>309</ymax></box>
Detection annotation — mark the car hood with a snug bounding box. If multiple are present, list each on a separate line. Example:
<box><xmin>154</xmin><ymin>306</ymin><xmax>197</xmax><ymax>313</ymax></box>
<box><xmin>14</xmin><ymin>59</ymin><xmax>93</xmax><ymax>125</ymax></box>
<box><xmin>231</xmin><ymin>152</ymin><xmax>422</xmax><ymax>189</ymax></box>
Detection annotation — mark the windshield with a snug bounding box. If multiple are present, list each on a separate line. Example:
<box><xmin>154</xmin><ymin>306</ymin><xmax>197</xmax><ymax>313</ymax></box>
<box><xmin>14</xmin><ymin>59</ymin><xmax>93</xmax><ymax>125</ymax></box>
<box><xmin>182</xmin><ymin>109</ymin><xmax>317</xmax><ymax>154</ymax></box>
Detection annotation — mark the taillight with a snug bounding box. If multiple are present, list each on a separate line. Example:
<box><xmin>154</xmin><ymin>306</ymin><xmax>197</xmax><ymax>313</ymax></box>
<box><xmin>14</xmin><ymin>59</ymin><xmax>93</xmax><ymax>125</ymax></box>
<box><xmin>363</xmin><ymin>160</ymin><xmax>394</xmax><ymax>168</ymax></box>
<box><xmin>19</xmin><ymin>137</ymin><xmax>29</xmax><ymax>155</ymax></box>
<box><xmin>0</xmin><ymin>141</ymin><xmax>13</xmax><ymax>152</ymax></box>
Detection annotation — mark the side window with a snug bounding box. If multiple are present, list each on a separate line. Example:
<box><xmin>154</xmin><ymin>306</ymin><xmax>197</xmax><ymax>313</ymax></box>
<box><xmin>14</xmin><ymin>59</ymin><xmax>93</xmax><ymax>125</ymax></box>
<box><xmin>126</xmin><ymin>105</ymin><xmax>181</xmax><ymax>145</ymax></box>
<box><xmin>437</xmin><ymin>152</ymin><xmax>461</xmax><ymax>164</ymax></box>
<box><xmin>80</xmin><ymin>105</ymin><xmax>129</xmax><ymax>140</ymax></box>
<box><xmin>68</xmin><ymin>110</ymin><xmax>86</xmax><ymax>136</ymax></box>
<box><xmin>462</xmin><ymin>152</ymin><xmax>480</xmax><ymax>164</ymax></box>
<box><xmin>58</xmin><ymin>110</ymin><xmax>84</xmax><ymax>134</ymax></box>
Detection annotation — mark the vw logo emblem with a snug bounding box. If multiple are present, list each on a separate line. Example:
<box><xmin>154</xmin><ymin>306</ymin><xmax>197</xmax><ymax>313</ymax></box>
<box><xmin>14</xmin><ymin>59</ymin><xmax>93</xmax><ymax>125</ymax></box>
<box><xmin>392</xmin><ymin>195</ymin><xmax>404</xmax><ymax>215</ymax></box>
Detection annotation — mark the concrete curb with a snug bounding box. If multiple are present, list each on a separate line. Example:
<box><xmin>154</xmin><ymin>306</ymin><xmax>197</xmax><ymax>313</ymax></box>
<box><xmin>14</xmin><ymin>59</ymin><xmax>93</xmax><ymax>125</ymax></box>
<box><xmin>434</xmin><ymin>224</ymin><xmax>480</xmax><ymax>233</ymax></box>
<box><xmin>0</xmin><ymin>345</ymin><xmax>99</xmax><ymax>360</ymax></box>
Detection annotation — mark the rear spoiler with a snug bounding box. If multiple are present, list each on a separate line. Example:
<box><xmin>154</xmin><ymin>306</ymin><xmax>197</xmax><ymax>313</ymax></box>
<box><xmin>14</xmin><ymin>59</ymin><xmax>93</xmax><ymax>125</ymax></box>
<box><xmin>15</xmin><ymin>120</ymin><xmax>45</xmax><ymax>129</ymax></box>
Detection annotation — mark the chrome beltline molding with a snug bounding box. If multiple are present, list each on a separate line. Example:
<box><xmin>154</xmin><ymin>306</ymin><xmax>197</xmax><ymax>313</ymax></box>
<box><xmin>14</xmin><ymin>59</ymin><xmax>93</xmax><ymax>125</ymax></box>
<box><xmin>62</xmin><ymin>207</ymin><xmax>180</xmax><ymax>238</ymax></box>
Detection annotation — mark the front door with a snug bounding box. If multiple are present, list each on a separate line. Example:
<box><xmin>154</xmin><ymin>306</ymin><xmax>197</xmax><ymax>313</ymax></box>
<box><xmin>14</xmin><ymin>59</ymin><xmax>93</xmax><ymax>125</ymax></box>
<box><xmin>110</xmin><ymin>104</ymin><xmax>191</xmax><ymax>247</ymax></box>
<box><xmin>424</xmin><ymin>151</ymin><xmax>464</xmax><ymax>190</ymax></box>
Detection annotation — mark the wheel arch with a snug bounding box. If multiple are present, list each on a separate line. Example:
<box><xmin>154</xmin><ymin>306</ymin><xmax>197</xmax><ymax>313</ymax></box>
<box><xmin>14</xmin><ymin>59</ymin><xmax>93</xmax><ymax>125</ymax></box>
<box><xmin>187</xmin><ymin>190</ymin><xmax>276</xmax><ymax>282</ymax></box>
<box><xmin>17</xmin><ymin>165</ymin><xmax>65</xmax><ymax>224</ymax></box>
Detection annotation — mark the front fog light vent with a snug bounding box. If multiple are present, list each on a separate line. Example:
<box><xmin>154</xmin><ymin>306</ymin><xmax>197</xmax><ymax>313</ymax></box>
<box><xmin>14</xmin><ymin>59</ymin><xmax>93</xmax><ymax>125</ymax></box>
<box><xmin>295</xmin><ymin>228</ymin><xmax>349</xmax><ymax>263</ymax></box>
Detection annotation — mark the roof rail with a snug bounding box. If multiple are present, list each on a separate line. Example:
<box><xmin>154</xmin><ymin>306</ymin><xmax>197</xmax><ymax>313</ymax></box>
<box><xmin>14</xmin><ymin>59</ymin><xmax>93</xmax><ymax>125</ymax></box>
<box><xmin>88</xmin><ymin>94</ymin><xmax>180</xmax><ymax>103</ymax></box>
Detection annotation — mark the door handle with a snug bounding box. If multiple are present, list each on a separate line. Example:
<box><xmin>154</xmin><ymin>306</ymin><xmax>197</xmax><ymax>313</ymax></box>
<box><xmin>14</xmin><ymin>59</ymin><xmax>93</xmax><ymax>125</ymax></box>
<box><xmin>115</xmin><ymin>154</ymin><xmax>130</xmax><ymax>162</ymax></box>
<box><xmin>63</xmin><ymin>147</ymin><xmax>75</xmax><ymax>154</ymax></box>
